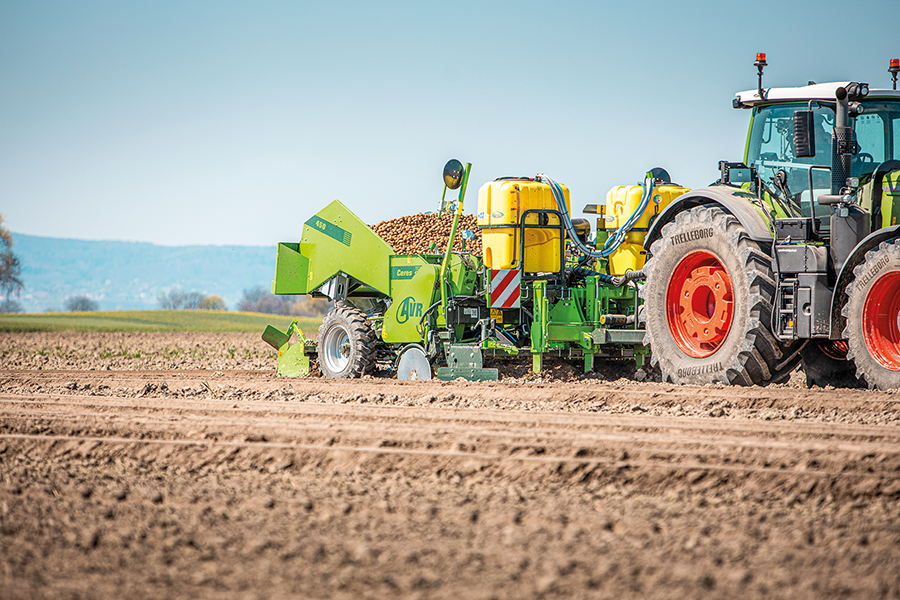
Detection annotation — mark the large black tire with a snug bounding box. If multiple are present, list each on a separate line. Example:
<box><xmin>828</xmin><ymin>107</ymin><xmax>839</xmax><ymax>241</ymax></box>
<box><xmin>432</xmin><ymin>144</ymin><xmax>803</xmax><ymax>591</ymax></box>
<box><xmin>642</xmin><ymin>206</ymin><xmax>799</xmax><ymax>385</ymax></box>
<box><xmin>799</xmin><ymin>340</ymin><xmax>860</xmax><ymax>388</ymax></box>
<box><xmin>317</xmin><ymin>305</ymin><xmax>376</xmax><ymax>378</ymax></box>
<box><xmin>843</xmin><ymin>240</ymin><xmax>900</xmax><ymax>390</ymax></box>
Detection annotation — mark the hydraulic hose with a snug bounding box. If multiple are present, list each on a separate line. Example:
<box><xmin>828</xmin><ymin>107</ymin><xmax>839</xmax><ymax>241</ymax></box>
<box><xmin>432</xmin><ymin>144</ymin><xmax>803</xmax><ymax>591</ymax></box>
<box><xmin>599</xmin><ymin>175</ymin><xmax>655</xmax><ymax>257</ymax></box>
<box><xmin>537</xmin><ymin>173</ymin><xmax>654</xmax><ymax>259</ymax></box>
<box><xmin>567</xmin><ymin>267</ymin><xmax>644</xmax><ymax>287</ymax></box>
<box><xmin>611</xmin><ymin>269</ymin><xmax>645</xmax><ymax>286</ymax></box>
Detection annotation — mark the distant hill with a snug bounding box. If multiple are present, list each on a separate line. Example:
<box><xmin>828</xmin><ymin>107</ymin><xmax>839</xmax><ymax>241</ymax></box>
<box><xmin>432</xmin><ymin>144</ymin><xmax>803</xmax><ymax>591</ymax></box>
<box><xmin>10</xmin><ymin>233</ymin><xmax>277</xmax><ymax>313</ymax></box>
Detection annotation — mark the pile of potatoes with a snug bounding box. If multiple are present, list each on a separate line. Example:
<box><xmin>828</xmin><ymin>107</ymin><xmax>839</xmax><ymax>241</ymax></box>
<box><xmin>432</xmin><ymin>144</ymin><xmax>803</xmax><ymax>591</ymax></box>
<box><xmin>371</xmin><ymin>212</ymin><xmax>482</xmax><ymax>256</ymax></box>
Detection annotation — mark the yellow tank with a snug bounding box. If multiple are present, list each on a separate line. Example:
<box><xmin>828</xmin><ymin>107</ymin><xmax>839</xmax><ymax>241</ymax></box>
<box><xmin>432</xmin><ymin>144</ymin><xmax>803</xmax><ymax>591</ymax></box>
<box><xmin>477</xmin><ymin>179</ymin><xmax>570</xmax><ymax>273</ymax></box>
<box><xmin>605</xmin><ymin>183</ymin><xmax>689</xmax><ymax>275</ymax></box>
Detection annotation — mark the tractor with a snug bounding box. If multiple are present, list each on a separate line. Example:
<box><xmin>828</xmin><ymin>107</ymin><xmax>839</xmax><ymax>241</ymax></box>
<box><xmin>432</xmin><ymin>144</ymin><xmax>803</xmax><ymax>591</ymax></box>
<box><xmin>641</xmin><ymin>55</ymin><xmax>900</xmax><ymax>389</ymax></box>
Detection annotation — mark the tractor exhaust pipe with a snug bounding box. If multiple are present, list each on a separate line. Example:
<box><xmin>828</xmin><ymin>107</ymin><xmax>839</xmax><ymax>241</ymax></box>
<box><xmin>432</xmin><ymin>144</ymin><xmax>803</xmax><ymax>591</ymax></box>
<box><xmin>832</xmin><ymin>86</ymin><xmax>853</xmax><ymax>195</ymax></box>
<box><xmin>826</xmin><ymin>84</ymin><xmax>870</xmax><ymax>274</ymax></box>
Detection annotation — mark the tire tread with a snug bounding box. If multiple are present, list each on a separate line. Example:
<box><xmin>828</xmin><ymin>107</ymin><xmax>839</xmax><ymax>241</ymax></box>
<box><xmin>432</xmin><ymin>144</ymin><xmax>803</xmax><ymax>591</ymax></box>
<box><xmin>318</xmin><ymin>305</ymin><xmax>377</xmax><ymax>378</ymax></box>
<box><xmin>642</xmin><ymin>206</ymin><xmax>800</xmax><ymax>386</ymax></box>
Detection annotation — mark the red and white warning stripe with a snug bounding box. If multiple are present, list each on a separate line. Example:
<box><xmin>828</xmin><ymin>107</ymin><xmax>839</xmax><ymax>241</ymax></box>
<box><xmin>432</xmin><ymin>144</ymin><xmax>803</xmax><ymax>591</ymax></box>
<box><xmin>490</xmin><ymin>269</ymin><xmax>521</xmax><ymax>308</ymax></box>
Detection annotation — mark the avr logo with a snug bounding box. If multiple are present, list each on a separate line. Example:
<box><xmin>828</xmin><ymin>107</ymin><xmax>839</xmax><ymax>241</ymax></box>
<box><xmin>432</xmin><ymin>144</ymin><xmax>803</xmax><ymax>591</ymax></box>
<box><xmin>397</xmin><ymin>296</ymin><xmax>423</xmax><ymax>324</ymax></box>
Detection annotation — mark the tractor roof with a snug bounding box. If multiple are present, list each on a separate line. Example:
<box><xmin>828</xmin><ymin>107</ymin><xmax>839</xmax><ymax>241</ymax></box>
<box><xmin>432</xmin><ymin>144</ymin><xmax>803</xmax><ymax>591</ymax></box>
<box><xmin>735</xmin><ymin>82</ymin><xmax>900</xmax><ymax>107</ymax></box>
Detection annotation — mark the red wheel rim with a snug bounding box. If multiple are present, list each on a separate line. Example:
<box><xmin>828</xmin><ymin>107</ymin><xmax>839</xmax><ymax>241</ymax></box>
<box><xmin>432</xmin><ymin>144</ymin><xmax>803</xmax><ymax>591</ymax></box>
<box><xmin>665</xmin><ymin>250</ymin><xmax>735</xmax><ymax>358</ymax></box>
<box><xmin>818</xmin><ymin>340</ymin><xmax>849</xmax><ymax>361</ymax></box>
<box><xmin>862</xmin><ymin>271</ymin><xmax>900</xmax><ymax>371</ymax></box>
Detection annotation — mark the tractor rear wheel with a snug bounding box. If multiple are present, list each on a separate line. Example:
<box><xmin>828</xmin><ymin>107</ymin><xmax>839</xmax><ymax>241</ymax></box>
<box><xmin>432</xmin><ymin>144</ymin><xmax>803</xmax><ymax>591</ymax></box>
<box><xmin>799</xmin><ymin>340</ymin><xmax>860</xmax><ymax>388</ymax></box>
<box><xmin>843</xmin><ymin>240</ymin><xmax>900</xmax><ymax>390</ymax></box>
<box><xmin>318</xmin><ymin>305</ymin><xmax>376</xmax><ymax>378</ymax></box>
<box><xmin>642</xmin><ymin>206</ymin><xmax>798</xmax><ymax>385</ymax></box>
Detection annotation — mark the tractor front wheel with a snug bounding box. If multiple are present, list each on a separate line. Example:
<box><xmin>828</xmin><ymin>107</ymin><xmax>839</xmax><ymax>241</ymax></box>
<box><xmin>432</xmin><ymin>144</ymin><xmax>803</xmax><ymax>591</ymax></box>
<box><xmin>318</xmin><ymin>305</ymin><xmax>376</xmax><ymax>378</ymax></box>
<box><xmin>844</xmin><ymin>240</ymin><xmax>900</xmax><ymax>390</ymax></box>
<box><xmin>642</xmin><ymin>206</ymin><xmax>797</xmax><ymax>385</ymax></box>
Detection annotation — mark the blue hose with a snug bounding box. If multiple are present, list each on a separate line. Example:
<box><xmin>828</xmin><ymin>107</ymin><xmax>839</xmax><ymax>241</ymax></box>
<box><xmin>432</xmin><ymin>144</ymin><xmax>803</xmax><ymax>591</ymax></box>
<box><xmin>600</xmin><ymin>176</ymin><xmax>654</xmax><ymax>257</ymax></box>
<box><xmin>538</xmin><ymin>173</ymin><xmax>654</xmax><ymax>259</ymax></box>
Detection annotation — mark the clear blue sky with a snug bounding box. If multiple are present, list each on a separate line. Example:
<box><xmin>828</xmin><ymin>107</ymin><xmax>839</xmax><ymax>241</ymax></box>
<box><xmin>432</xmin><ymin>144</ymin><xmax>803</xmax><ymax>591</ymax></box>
<box><xmin>2</xmin><ymin>0</ymin><xmax>897</xmax><ymax>246</ymax></box>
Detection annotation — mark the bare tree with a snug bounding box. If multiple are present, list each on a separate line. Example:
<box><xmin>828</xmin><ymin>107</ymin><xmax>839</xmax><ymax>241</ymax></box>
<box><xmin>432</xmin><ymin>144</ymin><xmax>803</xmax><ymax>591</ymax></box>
<box><xmin>294</xmin><ymin>296</ymin><xmax>330</xmax><ymax>317</ymax></box>
<box><xmin>238</xmin><ymin>286</ymin><xmax>294</xmax><ymax>315</ymax></box>
<box><xmin>0</xmin><ymin>298</ymin><xmax>22</xmax><ymax>313</ymax></box>
<box><xmin>238</xmin><ymin>286</ymin><xmax>329</xmax><ymax>316</ymax></box>
<box><xmin>158</xmin><ymin>288</ymin><xmax>205</xmax><ymax>310</ymax></box>
<box><xmin>182</xmin><ymin>291</ymin><xmax>204</xmax><ymax>309</ymax></box>
<box><xmin>158</xmin><ymin>289</ymin><xmax>184</xmax><ymax>310</ymax></box>
<box><xmin>65</xmin><ymin>296</ymin><xmax>99</xmax><ymax>312</ymax></box>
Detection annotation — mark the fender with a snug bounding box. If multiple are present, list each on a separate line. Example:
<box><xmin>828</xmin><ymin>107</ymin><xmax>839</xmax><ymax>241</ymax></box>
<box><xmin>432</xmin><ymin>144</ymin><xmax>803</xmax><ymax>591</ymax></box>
<box><xmin>645</xmin><ymin>185</ymin><xmax>774</xmax><ymax>250</ymax></box>
<box><xmin>829</xmin><ymin>224</ymin><xmax>900</xmax><ymax>338</ymax></box>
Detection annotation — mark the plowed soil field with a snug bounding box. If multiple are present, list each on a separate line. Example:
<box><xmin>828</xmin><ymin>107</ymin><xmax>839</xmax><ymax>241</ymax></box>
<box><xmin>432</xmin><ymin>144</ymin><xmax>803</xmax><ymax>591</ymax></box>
<box><xmin>2</xmin><ymin>332</ymin><xmax>900</xmax><ymax>599</ymax></box>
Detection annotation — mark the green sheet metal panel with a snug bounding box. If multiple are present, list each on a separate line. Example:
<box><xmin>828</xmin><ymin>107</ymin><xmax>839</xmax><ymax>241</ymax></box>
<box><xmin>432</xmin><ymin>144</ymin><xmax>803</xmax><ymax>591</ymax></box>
<box><xmin>261</xmin><ymin>320</ymin><xmax>312</xmax><ymax>377</ymax></box>
<box><xmin>547</xmin><ymin>323</ymin><xmax>591</xmax><ymax>342</ymax></box>
<box><xmin>271</xmin><ymin>243</ymin><xmax>310</xmax><ymax>294</ymax></box>
<box><xmin>446</xmin><ymin>254</ymin><xmax>480</xmax><ymax>296</ymax></box>
<box><xmin>382</xmin><ymin>259</ymin><xmax>438</xmax><ymax>343</ymax></box>
<box><xmin>388</xmin><ymin>254</ymin><xmax>438</xmax><ymax>295</ymax></box>
<box><xmin>435</xmin><ymin>367</ymin><xmax>499</xmax><ymax>381</ymax></box>
<box><xmin>299</xmin><ymin>199</ymin><xmax>395</xmax><ymax>296</ymax></box>
<box><xmin>885</xmin><ymin>169</ymin><xmax>900</xmax><ymax>228</ymax></box>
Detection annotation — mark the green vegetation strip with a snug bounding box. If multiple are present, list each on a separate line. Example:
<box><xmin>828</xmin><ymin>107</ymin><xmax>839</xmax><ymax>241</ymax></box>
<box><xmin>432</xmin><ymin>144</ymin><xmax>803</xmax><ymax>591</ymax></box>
<box><xmin>0</xmin><ymin>311</ymin><xmax>322</xmax><ymax>333</ymax></box>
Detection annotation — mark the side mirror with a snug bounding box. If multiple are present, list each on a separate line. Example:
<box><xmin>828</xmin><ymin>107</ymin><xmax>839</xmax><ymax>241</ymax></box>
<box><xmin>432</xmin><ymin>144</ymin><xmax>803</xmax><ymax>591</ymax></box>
<box><xmin>793</xmin><ymin>110</ymin><xmax>816</xmax><ymax>158</ymax></box>
<box><xmin>443</xmin><ymin>159</ymin><xmax>464</xmax><ymax>190</ymax></box>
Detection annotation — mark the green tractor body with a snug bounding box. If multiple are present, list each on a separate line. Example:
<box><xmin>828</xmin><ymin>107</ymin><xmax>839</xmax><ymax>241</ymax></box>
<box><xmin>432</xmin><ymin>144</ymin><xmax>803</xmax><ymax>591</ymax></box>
<box><xmin>642</xmin><ymin>58</ymin><xmax>900</xmax><ymax>389</ymax></box>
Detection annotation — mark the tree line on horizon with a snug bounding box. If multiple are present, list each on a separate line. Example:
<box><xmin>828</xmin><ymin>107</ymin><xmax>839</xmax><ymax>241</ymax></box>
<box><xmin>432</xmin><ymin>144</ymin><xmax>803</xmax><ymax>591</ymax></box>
<box><xmin>236</xmin><ymin>286</ymin><xmax>329</xmax><ymax>317</ymax></box>
<box><xmin>0</xmin><ymin>213</ymin><xmax>329</xmax><ymax>318</ymax></box>
<box><xmin>157</xmin><ymin>289</ymin><xmax>227</xmax><ymax>311</ymax></box>
<box><xmin>158</xmin><ymin>286</ymin><xmax>329</xmax><ymax>317</ymax></box>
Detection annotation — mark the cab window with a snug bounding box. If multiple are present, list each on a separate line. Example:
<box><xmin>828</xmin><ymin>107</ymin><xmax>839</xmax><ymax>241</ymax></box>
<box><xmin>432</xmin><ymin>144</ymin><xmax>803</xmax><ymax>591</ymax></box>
<box><xmin>746</xmin><ymin>104</ymin><xmax>833</xmax><ymax>220</ymax></box>
<box><xmin>854</xmin><ymin>112</ymin><xmax>885</xmax><ymax>171</ymax></box>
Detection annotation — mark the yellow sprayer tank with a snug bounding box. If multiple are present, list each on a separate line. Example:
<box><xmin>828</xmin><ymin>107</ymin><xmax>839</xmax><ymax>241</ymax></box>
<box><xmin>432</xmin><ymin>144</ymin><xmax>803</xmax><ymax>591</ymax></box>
<box><xmin>605</xmin><ymin>183</ymin><xmax>689</xmax><ymax>275</ymax></box>
<box><xmin>477</xmin><ymin>178</ymin><xmax>570</xmax><ymax>273</ymax></box>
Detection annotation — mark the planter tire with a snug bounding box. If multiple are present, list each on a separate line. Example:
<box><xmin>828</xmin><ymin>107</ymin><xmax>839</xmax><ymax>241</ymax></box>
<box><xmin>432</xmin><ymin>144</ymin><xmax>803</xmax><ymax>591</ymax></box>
<box><xmin>317</xmin><ymin>305</ymin><xmax>376</xmax><ymax>378</ymax></box>
<box><xmin>642</xmin><ymin>206</ymin><xmax>799</xmax><ymax>385</ymax></box>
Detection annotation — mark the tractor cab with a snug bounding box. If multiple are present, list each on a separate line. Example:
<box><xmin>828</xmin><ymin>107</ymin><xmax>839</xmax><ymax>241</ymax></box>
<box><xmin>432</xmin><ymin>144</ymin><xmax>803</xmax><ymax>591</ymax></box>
<box><xmin>737</xmin><ymin>82</ymin><xmax>900</xmax><ymax>232</ymax></box>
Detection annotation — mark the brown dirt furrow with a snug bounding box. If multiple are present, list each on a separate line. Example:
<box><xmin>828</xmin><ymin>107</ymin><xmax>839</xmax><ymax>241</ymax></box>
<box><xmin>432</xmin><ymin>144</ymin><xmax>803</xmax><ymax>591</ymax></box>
<box><xmin>3</xmin><ymin>395</ymin><xmax>900</xmax><ymax>449</ymax></box>
<box><xmin>5</xmin><ymin>371</ymin><xmax>900</xmax><ymax>435</ymax></box>
<box><xmin>1</xmin><ymin>390</ymin><xmax>898</xmax><ymax>440</ymax></box>
<box><xmin>7</xmin><ymin>367</ymin><xmax>900</xmax><ymax>406</ymax></box>
<box><xmin>2</xmin><ymin>431</ymin><xmax>898</xmax><ymax>483</ymax></box>
<box><xmin>2</xmin><ymin>388</ymin><xmax>900</xmax><ymax>438</ymax></box>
